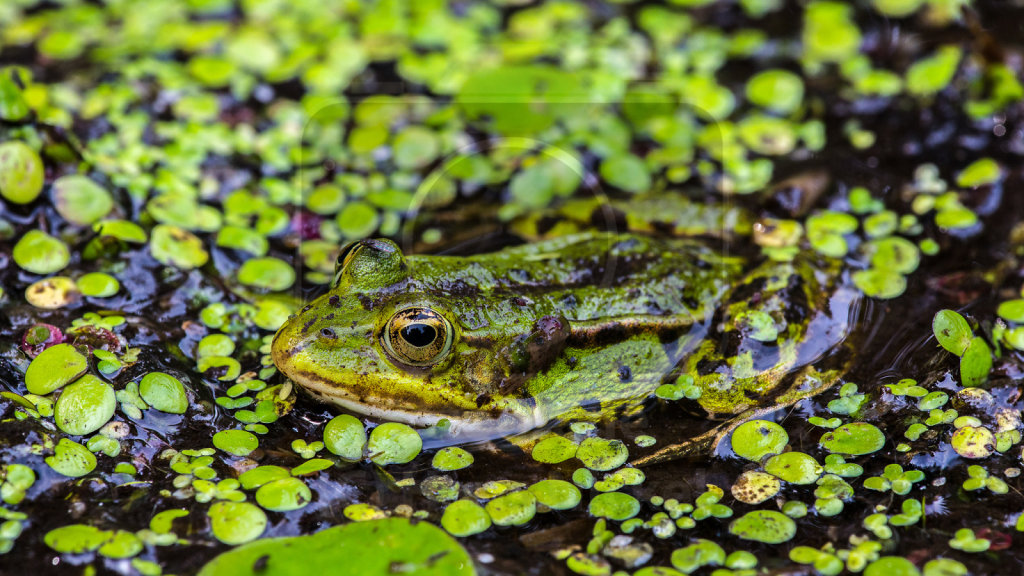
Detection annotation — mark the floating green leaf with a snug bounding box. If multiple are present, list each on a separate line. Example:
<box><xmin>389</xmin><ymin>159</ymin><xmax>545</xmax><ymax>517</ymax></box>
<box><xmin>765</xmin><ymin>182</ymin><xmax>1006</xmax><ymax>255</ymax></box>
<box><xmin>728</xmin><ymin>510</ymin><xmax>796</xmax><ymax>544</ymax></box>
<box><xmin>0</xmin><ymin>140</ymin><xmax>44</xmax><ymax>204</ymax></box>
<box><xmin>139</xmin><ymin>372</ymin><xmax>188</xmax><ymax>414</ymax></box>
<box><xmin>13</xmin><ymin>230</ymin><xmax>70</xmax><ymax>275</ymax></box>
<box><xmin>323</xmin><ymin>414</ymin><xmax>366</xmax><ymax>461</ymax></box>
<box><xmin>932</xmin><ymin>310</ymin><xmax>972</xmax><ymax>356</ymax></box>
<box><xmin>441</xmin><ymin>500</ymin><xmax>491</xmax><ymax>537</ymax></box>
<box><xmin>46</xmin><ymin>438</ymin><xmax>97</xmax><ymax>477</ymax></box>
<box><xmin>730</xmin><ymin>420</ymin><xmax>788</xmax><ymax>462</ymax></box>
<box><xmin>25</xmin><ymin>343</ymin><xmax>88</xmax><ymax>395</ymax></box>
<box><xmin>199</xmin><ymin>518</ymin><xmax>473</xmax><ymax>576</ymax></box>
<box><xmin>367</xmin><ymin>423</ymin><xmax>422</xmax><ymax>466</ymax></box>
<box><xmin>820</xmin><ymin>422</ymin><xmax>885</xmax><ymax>455</ymax></box>
<box><xmin>52</xmin><ymin>175</ymin><xmax>114</xmax><ymax>227</ymax></box>
<box><xmin>54</xmin><ymin>375</ymin><xmax>116</xmax><ymax>436</ymax></box>
<box><xmin>207</xmin><ymin>502</ymin><xmax>267</xmax><ymax>546</ymax></box>
<box><xmin>588</xmin><ymin>492</ymin><xmax>640</xmax><ymax>521</ymax></box>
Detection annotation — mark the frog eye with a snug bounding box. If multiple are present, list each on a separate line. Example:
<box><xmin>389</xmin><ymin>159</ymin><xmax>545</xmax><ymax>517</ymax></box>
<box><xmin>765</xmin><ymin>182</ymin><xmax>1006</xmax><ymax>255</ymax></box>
<box><xmin>336</xmin><ymin>241</ymin><xmax>363</xmax><ymax>272</ymax></box>
<box><xmin>382</xmin><ymin>307</ymin><xmax>454</xmax><ymax>367</ymax></box>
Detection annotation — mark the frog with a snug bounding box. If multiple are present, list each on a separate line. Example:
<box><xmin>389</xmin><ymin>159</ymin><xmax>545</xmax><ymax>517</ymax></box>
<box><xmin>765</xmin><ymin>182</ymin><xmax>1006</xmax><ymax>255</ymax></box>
<box><xmin>272</xmin><ymin>231</ymin><xmax>858</xmax><ymax>462</ymax></box>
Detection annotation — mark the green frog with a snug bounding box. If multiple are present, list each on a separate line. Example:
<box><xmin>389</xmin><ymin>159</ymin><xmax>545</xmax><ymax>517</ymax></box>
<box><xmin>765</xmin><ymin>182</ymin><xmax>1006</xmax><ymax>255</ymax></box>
<box><xmin>272</xmin><ymin>232</ymin><xmax>857</xmax><ymax>462</ymax></box>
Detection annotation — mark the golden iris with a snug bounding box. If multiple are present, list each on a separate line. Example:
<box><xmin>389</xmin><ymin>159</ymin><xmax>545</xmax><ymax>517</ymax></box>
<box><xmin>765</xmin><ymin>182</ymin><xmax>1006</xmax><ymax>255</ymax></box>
<box><xmin>382</xmin><ymin>307</ymin><xmax>453</xmax><ymax>367</ymax></box>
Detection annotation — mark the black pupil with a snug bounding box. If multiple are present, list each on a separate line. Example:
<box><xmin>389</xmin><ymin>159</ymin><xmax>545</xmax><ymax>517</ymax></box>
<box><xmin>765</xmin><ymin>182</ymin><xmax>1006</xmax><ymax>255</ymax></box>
<box><xmin>400</xmin><ymin>324</ymin><xmax>436</xmax><ymax>348</ymax></box>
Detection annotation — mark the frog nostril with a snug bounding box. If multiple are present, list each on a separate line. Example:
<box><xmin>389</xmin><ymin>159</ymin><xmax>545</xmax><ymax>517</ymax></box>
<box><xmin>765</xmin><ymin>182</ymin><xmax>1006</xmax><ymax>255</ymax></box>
<box><xmin>320</xmin><ymin>328</ymin><xmax>337</xmax><ymax>339</ymax></box>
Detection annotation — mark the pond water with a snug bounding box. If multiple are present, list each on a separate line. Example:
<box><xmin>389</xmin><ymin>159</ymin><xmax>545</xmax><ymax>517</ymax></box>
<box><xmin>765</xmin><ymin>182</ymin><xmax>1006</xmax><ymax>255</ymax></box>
<box><xmin>0</xmin><ymin>1</ymin><xmax>1023</xmax><ymax>575</ymax></box>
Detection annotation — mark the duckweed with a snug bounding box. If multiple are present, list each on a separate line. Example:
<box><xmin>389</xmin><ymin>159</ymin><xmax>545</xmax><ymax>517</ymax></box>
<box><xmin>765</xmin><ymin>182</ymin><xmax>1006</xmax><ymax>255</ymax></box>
<box><xmin>0</xmin><ymin>140</ymin><xmax>44</xmax><ymax>204</ymax></box>
<box><xmin>212</xmin><ymin>430</ymin><xmax>259</xmax><ymax>457</ymax></box>
<box><xmin>13</xmin><ymin>230</ymin><xmax>71</xmax><ymax>275</ymax></box>
<box><xmin>1</xmin><ymin>464</ymin><xmax>35</xmax><ymax>505</ymax></box>
<box><xmin>441</xmin><ymin>500</ymin><xmax>491</xmax><ymax>537</ymax></box>
<box><xmin>933</xmin><ymin>309</ymin><xmax>972</xmax><ymax>356</ymax></box>
<box><xmin>532</xmin><ymin>435</ymin><xmax>578</xmax><ymax>464</ymax></box>
<box><xmin>600</xmin><ymin>154</ymin><xmax>650</xmax><ymax>194</ymax></box>
<box><xmin>44</xmin><ymin>525</ymin><xmax>113</xmax><ymax>555</ymax></box>
<box><xmin>343</xmin><ymin>504</ymin><xmax>387</xmax><ymax>522</ymax></box>
<box><xmin>323</xmin><ymin>414</ymin><xmax>367</xmax><ymax>461</ymax></box>
<box><xmin>237</xmin><ymin>257</ymin><xmax>296</xmax><ymax>291</ymax></box>
<box><xmin>52</xmin><ymin>175</ymin><xmax>114</xmax><ymax>227</ymax></box>
<box><xmin>962</xmin><ymin>465</ymin><xmax>1008</xmax><ymax>494</ymax></box>
<box><xmin>529</xmin><ymin>479</ymin><xmax>582</xmax><ymax>511</ymax></box>
<box><xmin>367</xmin><ymin>423</ymin><xmax>422</xmax><ymax>466</ymax></box>
<box><xmin>730</xmin><ymin>420</ymin><xmax>788</xmax><ymax>461</ymax></box>
<box><xmin>728</xmin><ymin>510</ymin><xmax>796</xmax><ymax>544</ymax></box>
<box><xmin>484</xmin><ymin>490</ymin><xmax>537</xmax><ymax>527</ymax></box>
<box><xmin>25</xmin><ymin>343</ymin><xmax>87</xmax><ymax>395</ymax></box>
<box><xmin>948</xmin><ymin>528</ymin><xmax>990</xmax><ymax>553</ymax></box>
<box><xmin>764</xmin><ymin>452</ymin><xmax>823</xmax><ymax>484</ymax></box>
<box><xmin>1</xmin><ymin>0</ymin><xmax>1022</xmax><ymax>572</ymax></box>
<box><xmin>421</xmin><ymin>475</ymin><xmax>460</xmax><ymax>503</ymax></box>
<box><xmin>577</xmin><ymin>438</ymin><xmax>629</xmax><ymax>471</ymax></box>
<box><xmin>290</xmin><ymin>459</ymin><xmax>333</xmax><ymax>476</ymax></box>
<box><xmin>951</xmin><ymin>426</ymin><xmax>995</xmax><ymax>459</ymax></box>
<box><xmin>24</xmin><ymin>277</ymin><xmax>81</xmax><ymax>309</ymax></box>
<box><xmin>150</xmin><ymin>225</ymin><xmax>209</xmax><ymax>270</ymax></box>
<box><xmin>573</xmin><ymin>468</ymin><xmax>596</xmax><ymax>489</ymax></box>
<box><xmin>959</xmin><ymin>337</ymin><xmax>993</xmax><ymax>387</ymax></box>
<box><xmin>956</xmin><ymin>158</ymin><xmax>1002</xmax><ymax>188</ymax></box>
<box><xmin>46</xmin><ymin>438</ymin><xmax>96</xmax><ymax>477</ymax></box>
<box><xmin>746</xmin><ymin>70</ymin><xmax>804</xmax><ymax>114</ymax></box>
<box><xmin>588</xmin><ymin>493</ymin><xmax>640</xmax><ymax>521</ymax></box>
<box><xmin>207</xmin><ymin>502</ymin><xmax>267</xmax><ymax>546</ymax></box>
<box><xmin>863</xmin><ymin>464</ymin><xmax>925</xmax><ymax>495</ymax></box>
<box><xmin>76</xmin><ymin>272</ymin><xmax>120</xmax><ymax>298</ymax></box>
<box><xmin>432</xmin><ymin>447</ymin><xmax>474</xmax><ymax>472</ymax></box>
<box><xmin>197</xmin><ymin>335</ymin><xmax>235</xmax><ymax>359</ymax></box>
<box><xmin>54</xmin><ymin>375</ymin><xmax>116</xmax><ymax>436</ymax></box>
<box><xmin>139</xmin><ymin>372</ymin><xmax>188</xmax><ymax>414</ymax></box>
<box><xmin>238</xmin><ymin>466</ymin><xmax>289</xmax><ymax>490</ymax></box>
<box><xmin>670</xmin><ymin>540</ymin><xmax>725</xmax><ymax>574</ymax></box>
<box><xmin>820</xmin><ymin>422</ymin><xmax>885</xmax><ymax>455</ymax></box>
<box><xmin>730</xmin><ymin>470</ymin><xmax>781</xmax><ymax>504</ymax></box>
<box><xmin>255</xmin><ymin>478</ymin><xmax>312</xmax><ymax>512</ymax></box>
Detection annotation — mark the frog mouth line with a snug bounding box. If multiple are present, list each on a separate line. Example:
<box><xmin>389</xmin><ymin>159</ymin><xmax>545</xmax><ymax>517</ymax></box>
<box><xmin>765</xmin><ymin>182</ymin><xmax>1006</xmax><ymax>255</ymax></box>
<box><xmin>296</xmin><ymin>380</ymin><xmax>544</xmax><ymax>440</ymax></box>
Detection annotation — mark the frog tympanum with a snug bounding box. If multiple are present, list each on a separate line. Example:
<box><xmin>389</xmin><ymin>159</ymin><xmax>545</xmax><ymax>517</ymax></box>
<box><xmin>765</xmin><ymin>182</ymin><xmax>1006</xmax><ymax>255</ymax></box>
<box><xmin>272</xmin><ymin>233</ymin><xmax>857</xmax><ymax>459</ymax></box>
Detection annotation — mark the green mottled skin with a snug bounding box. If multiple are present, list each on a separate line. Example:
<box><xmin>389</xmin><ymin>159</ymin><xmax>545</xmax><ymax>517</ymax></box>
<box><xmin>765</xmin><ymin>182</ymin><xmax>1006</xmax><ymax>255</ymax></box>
<box><xmin>272</xmin><ymin>232</ymin><xmax>854</xmax><ymax>442</ymax></box>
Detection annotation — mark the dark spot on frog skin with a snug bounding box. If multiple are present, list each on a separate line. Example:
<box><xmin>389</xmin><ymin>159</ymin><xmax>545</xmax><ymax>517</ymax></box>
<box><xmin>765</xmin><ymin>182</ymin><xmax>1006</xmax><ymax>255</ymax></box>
<box><xmin>329</xmin><ymin>295</ymin><xmax>341</xmax><ymax>308</ymax></box>
<box><xmin>617</xmin><ymin>364</ymin><xmax>632</xmax><ymax>382</ymax></box>
<box><xmin>301</xmin><ymin>304</ymin><xmax>313</xmax><ymax>313</ymax></box>
<box><xmin>253</xmin><ymin>554</ymin><xmax>270</xmax><ymax>572</ymax></box>
<box><xmin>323</xmin><ymin>313</ymin><xmax>335</xmax><ymax>321</ymax></box>
<box><xmin>356</xmin><ymin>293</ymin><xmax>376</xmax><ymax>310</ymax></box>
<box><xmin>438</xmin><ymin>278</ymin><xmax>479</xmax><ymax>298</ymax></box>
<box><xmin>301</xmin><ymin>317</ymin><xmax>316</xmax><ymax>334</ymax></box>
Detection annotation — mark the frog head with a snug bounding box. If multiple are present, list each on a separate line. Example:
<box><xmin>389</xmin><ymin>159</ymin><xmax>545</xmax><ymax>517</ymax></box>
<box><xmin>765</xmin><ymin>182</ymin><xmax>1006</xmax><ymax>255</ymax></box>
<box><xmin>271</xmin><ymin>239</ymin><xmax>543</xmax><ymax>438</ymax></box>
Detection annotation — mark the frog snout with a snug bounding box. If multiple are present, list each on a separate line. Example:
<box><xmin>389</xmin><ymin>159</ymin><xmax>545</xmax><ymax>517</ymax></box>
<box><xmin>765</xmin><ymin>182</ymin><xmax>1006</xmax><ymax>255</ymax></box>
<box><xmin>270</xmin><ymin>317</ymin><xmax>309</xmax><ymax>370</ymax></box>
